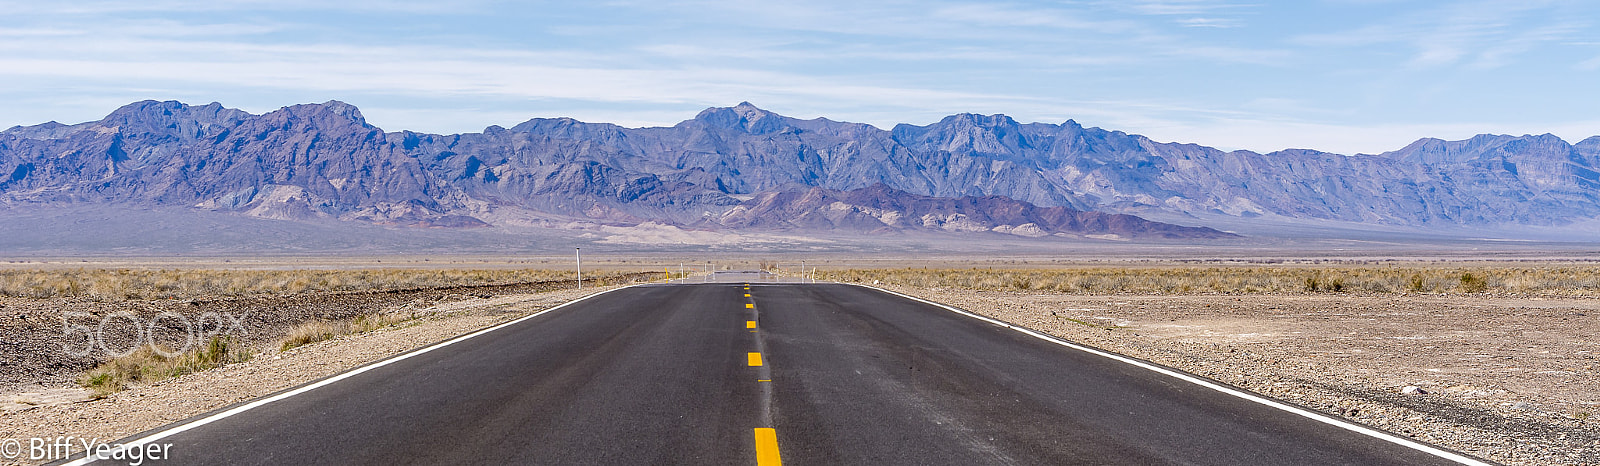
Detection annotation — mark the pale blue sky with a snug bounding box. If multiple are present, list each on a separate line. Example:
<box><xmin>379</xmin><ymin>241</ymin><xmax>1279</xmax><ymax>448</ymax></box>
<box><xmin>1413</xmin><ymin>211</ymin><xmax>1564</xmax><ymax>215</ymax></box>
<box><xmin>1</xmin><ymin>0</ymin><xmax>1597</xmax><ymax>154</ymax></box>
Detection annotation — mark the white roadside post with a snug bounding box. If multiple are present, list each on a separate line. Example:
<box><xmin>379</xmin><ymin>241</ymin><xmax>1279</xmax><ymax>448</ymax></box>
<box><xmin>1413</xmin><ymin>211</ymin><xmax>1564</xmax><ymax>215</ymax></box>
<box><xmin>575</xmin><ymin>247</ymin><xmax>582</xmax><ymax>290</ymax></box>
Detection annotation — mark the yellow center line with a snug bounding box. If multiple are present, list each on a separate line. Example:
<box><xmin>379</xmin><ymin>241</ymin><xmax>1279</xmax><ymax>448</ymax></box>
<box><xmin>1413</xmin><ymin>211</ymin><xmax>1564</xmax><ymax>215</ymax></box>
<box><xmin>745</xmin><ymin>293</ymin><xmax>751</xmax><ymax>297</ymax></box>
<box><xmin>747</xmin><ymin>352</ymin><xmax>763</xmax><ymax>366</ymax></box>
<box><xmin>746</xmin><ymin>321</ymin><xmax>757</xmax><ymax>328</ymax></box>
<box><xmin>757</xmin><ymin>379</ymin><xmax>771</xmax><ymax>382</ymax></box>
<box><xmin>754</xmin><ymin>428</ymin><xmax>782</xmax><ymax>466</ymax></box>
<box><xmin>746</xmin><ymin>303</ymin><xmax>754</xmax><ymax>309</ymax></box>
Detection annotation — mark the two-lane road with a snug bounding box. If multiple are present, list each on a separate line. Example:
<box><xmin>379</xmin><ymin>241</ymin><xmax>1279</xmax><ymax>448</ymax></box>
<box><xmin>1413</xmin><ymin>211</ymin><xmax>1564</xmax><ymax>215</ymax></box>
<box><xmin>67</xmin><ymin>283</ymin><xmax>1481</xmax><ymax>465</ymax></box>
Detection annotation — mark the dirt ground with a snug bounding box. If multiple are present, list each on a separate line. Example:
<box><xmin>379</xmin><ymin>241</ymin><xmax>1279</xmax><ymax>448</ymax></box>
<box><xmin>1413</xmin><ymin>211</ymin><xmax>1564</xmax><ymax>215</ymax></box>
<box><xmin>878</xmin><ymin>285</ymin><xmax>1600</xmax><ymax>465</ymax></box>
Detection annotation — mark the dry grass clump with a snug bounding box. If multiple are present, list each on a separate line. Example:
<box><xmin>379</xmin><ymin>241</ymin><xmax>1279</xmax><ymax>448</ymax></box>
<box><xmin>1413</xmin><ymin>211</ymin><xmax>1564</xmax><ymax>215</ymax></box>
<box><xmin>822</xmin><ymin>266</ymin><xmax>1600</xmax><ymax>296</ymax></box>
<box><xmin>279</xmin><ymin>313</ymin><xmax>420</xmax><ymax>351</ymax></box>
<box><xmin>79</xmin><ymin>336</ymin><xmax>253</xmax><ymax>396</ymax></box>
<box><xmin>0</xmin><ymin>268</ymin><xmax>625</xmax><ymax>301</ymax></box>
<box><xmin>81</xmin><ymin>310</ymin><xmax>427</xmax><ymax>395</ymax></box>
<box><xmin>278</xmin><ymin>321</ymin><xmax>349</xmax><ymax>352</ymax></box>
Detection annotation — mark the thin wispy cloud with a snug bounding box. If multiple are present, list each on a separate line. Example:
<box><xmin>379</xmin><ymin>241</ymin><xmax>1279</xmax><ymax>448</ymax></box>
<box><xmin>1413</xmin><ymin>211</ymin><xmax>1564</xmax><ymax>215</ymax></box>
<box><xmin>1293</xmin><ymin>1</ymin><xmax>1588</xmax><ymax>69</ymax></box>
<box><xmin>1176</xmin><ymin>18</ymin><xmax>1242</xmax><ymax>28</ymax></box>
<box><xmin>1578</xmin><ymin>55</ymin><xmax>1600</xmax><ymax>70</ymax></box>
<box><xmin>929</xmin><ymin>3</ymin><xmax>1138</xmax><ymax>33</ymax></box>
<box><xmin>1470</xmin><ymin>21</ymin><xmax>1587</xmax><ymax>69</ymax></box>
<box><xmin>1115</xmin><ymin>0</ymin><xmax>1255</xmax><ymax>16</ymax></box>
<box><xmin>0</xmin><ymin>0</ymin><xmax>486</xmax><ymax>15</ymax></box>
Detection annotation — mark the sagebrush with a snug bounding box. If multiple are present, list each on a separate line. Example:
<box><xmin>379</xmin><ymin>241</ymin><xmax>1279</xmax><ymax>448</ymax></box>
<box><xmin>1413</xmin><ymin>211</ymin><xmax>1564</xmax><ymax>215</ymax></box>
<box><xmin>279</xmin><ymin>313</ymin><xmax>420</xmax><ymax>351</ymax></box>
<box><xmin>79</xmin><ymin>336</ymin><xmax>254</xmax><ymax>396</ymax></box>
<box><xmin>820</xmin><ymin>266</ymin><xmax>1600</xmax><ymax>296</ymax></box>
<box><xmin>0</xmin><ymin>268</ymin><xmax>621</xmax><ymax>301</ymax></box>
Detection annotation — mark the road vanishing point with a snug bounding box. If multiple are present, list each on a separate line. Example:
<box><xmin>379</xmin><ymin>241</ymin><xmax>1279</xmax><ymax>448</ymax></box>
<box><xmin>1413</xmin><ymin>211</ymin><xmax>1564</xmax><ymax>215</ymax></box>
<box><xmin>65</xmin><ymin>277</ymin><xmax>1486</xmax><ymax>465</ymax></box>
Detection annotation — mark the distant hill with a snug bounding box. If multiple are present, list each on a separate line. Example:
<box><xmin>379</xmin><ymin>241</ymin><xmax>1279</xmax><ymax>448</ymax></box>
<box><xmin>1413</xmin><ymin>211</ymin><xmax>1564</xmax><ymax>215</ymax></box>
<box><xmin>2</xmin><ymin>100</ymin><xmax>1596</xmax><ymax>245</ymax></box>
<box><xmin>713</xmin><ymin>184</ymin><xmax>1233</xmax><ymax>239</ymax></box>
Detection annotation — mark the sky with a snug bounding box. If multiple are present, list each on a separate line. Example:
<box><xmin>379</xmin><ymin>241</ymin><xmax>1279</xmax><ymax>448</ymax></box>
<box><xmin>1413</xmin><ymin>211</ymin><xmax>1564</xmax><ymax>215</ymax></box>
<box><xmin>1</xmin><ymin>0</ymin><xmax>1598</xmax><ymax>154</ymax></box>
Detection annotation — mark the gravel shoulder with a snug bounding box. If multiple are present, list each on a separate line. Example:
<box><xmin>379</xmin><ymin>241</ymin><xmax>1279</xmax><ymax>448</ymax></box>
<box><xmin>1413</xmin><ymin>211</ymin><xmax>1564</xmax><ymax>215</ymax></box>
<box><xmin>868</xmin><ymin>283</ymin><xmax>1599</xmax><ymax>466</ymax></box>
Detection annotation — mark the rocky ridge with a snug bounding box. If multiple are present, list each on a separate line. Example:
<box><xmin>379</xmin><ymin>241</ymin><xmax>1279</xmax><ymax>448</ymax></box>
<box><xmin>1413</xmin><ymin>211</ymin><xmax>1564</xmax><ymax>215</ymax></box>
<box><xmin>3</xmin><ymin>100</ymin><xmax>1597</xmax><ymax>238</ymax></box>
<box><xmin>714</xmin><ymin>184</ymin><xmax>1233</xmax><ymax>239</ymax></box>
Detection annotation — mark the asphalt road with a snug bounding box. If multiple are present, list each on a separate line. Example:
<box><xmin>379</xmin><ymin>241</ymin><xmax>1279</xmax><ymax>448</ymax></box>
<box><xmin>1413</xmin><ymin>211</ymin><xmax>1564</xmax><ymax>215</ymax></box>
<box><xmin>71</xmin><ymin>283</ymin><xmax>1479</xmax><ymax>465</ymax></box>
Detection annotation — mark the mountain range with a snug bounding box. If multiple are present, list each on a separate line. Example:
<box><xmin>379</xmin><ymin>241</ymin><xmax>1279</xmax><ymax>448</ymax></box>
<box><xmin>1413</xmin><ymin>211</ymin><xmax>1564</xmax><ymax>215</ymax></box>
<box><xmin>3</xmin><ymin>100</ymin><xmax>1597</xmax><ymax>243</ymax></box>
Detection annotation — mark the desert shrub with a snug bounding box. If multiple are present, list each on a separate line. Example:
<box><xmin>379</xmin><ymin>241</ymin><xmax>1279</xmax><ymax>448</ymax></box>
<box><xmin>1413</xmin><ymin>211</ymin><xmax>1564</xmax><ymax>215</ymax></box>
<box><xmin>79</xmin><ymin>336</ymin><xmax>253</xmax><ymax>396</ymax></box>
<box><xmin>1407</xmin><ymin>274</ymin><xmax>1427</xmax><ymax>292</ymax></box>
<box><xmin>818</xmin><ymin>265</ymin><xmax>1600</xmax><ymax>296</ymax></box>
<box><xmin>0</xmin><ymin>268</ymin><xmax>647</xmax><ymax>301</ymax></box>
<box><xmin>279</xmin><ymin>313</ymin><xmax>421</xmax><ymax>352</ymax></box>
<box><xmin>279</xmin><ymin>321</ymin><xmax>349</xmax><ymax>351</ymax></box>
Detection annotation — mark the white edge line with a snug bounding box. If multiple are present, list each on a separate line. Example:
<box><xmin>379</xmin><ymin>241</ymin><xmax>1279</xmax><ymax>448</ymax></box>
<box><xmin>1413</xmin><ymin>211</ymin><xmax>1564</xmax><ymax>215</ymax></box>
<box><xmin>62</xmin><ymin>284</ymin><xmax>639</xmax><ymax>466</ymax></box>
<box><xmin>852</xmin><ymin>283</ymin><xmax>1493</xmax><ymax>466</ymax></box>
